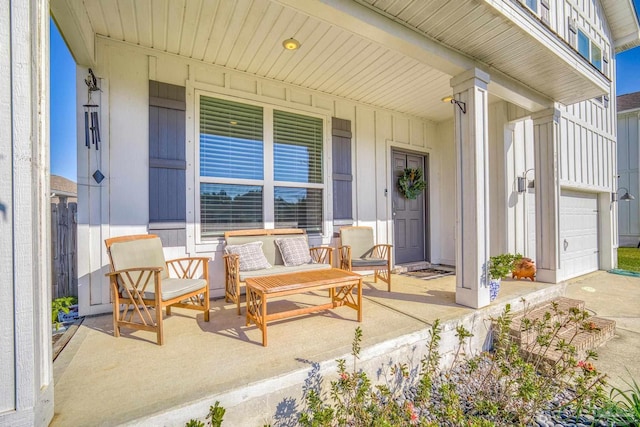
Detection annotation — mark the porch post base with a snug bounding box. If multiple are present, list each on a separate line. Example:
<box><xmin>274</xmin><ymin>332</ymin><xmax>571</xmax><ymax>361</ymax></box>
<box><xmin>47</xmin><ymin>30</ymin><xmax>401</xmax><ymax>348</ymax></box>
<box><xmin>535</xmin><ymin>268</ymin><xmax>561</xmax><ymax>284</ymax></box>
<box><xmin>455</xmin><ymin>285</ymin><xmax>491</xmax><ymax>309</ymax></box>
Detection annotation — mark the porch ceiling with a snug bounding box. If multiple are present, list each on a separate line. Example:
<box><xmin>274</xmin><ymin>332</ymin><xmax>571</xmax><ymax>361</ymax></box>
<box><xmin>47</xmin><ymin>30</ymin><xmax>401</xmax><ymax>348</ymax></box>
<box><xmin>51</xmin><ymin>0</ymin><xmax>614</xmax><ymax>121</ymax></box>
<box><xmin>355</xmin><ymin>0</ymin><xmax>610</xmax><ymax>105</ymax></box>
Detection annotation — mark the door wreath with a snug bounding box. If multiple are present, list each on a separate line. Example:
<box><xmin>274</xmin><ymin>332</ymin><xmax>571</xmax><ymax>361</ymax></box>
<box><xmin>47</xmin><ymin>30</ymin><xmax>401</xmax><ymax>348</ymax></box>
<box><xmin>398</xmin><ymin>168</ymin><xmax>426</xmax><ymax>200</ymax></box>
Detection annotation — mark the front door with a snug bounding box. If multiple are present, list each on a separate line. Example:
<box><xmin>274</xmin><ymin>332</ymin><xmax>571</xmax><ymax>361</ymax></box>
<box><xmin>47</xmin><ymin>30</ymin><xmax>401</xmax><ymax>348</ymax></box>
<box><xmin>392</xmin><ymin>151</ymin><xmax>427</xmax><ymax>264</ymax></box>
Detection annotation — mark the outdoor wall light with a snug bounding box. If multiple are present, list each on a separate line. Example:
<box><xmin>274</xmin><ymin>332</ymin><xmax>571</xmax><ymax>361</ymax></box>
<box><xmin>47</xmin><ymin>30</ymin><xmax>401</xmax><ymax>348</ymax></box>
<box><xmin>517</xmin><ymin>169</ymin><xmax>535</xmax><ymax>193</ymax></box>
<box><xmin>282</xmin><ymin>38</ymin><xmax>300</xmax><ymax>50</ymax></box>
<box><xmin>442</xmin><ymin>96</ymin><xmax>466</xmax><ymax>114</ymax></box>
<box><xmin>612</xmin><ymin>187</ymin><xmax>635</xmax><ymax>202</ymax></box>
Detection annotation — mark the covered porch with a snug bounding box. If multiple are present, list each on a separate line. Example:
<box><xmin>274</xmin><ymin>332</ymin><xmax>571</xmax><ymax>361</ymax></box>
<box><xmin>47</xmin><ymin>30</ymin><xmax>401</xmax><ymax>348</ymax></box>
<box><xmin>48</xmin><ymin>0</ymin><xmax>622</xmax><ymax>321</ymax></box>
<box><xmin>51</xmin><ymin>273</ymin><xmax>564</xmax><ymax>425</ymax></box>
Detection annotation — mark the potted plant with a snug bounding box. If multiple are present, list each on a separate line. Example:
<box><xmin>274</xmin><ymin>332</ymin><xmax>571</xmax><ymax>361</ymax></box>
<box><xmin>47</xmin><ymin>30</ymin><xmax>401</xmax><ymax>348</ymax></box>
<box><xmin>487</xmin><ymin>253</ymin><xmax>522</xmax><ymax>301</ymax></box>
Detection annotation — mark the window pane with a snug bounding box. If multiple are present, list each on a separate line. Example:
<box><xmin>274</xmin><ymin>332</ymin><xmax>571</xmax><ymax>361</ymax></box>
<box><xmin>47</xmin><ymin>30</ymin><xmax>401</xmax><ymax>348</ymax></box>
<box><xmin>275</xmin><ymin>187</ymin><xmax>322</xmax><ymax>233</ymax></box>
<box><xmin>591</xmin><ymin>44</ymin><xmax>602</xmax><ymax>70</ymax></box>
<box><xmin>200</xmin><ymin>96</ymin><xmax>263</xmax><ymax>179</ymax></box>
<box><xmin>525</xmin><ymin>0</ymin><xmax>537</xmax><ymax>13</ymax></box>
<box><xmin>200</xmin><ymin>183</ymin><xmax>263</xmax><ymax>237</ymax></box>
<box><xmin>274</xmin><ymin>110</ymin><xmax>323</xmax><ymax>183</ymax></box>
<box><xmin>578</xmin><ymin>30</ymin><xmax>590</xmax><ymax>60</ymax></box>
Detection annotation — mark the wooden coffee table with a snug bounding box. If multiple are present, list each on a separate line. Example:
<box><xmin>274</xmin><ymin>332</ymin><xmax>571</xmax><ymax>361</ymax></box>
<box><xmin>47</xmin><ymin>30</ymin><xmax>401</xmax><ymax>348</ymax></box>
<box><xmin>245</xmin><ymin>268</ymin><xmax>363</xmax><ymax>346</ymax></box>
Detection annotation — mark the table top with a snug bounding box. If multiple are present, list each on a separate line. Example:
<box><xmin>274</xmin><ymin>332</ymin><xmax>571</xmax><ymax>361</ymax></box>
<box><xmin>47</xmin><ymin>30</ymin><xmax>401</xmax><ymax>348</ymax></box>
<box><xmin>245</xmin><ymin>268</ymin><xmax>362</xmax><ymax>293</ymax></box>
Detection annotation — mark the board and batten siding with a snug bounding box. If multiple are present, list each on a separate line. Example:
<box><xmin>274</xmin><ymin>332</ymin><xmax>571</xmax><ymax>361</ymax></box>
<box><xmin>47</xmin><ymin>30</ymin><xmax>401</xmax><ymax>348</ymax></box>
<box><xmin>617</xmin><ymin>111</ymin><xmax>640</xmax><ymax>246</ymax></box>
<box><xmin>0</xmin><ymin>0</ymin><xmax>54</xmax><ymax>424</ymax></box>
<box><xmin>558</xmin><ymin>101</ymin><xmax>615</xmax><ymax>190</ymax></box>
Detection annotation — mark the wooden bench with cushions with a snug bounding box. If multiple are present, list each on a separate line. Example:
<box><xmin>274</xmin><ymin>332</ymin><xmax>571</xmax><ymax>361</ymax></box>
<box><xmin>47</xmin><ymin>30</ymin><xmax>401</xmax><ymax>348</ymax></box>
<box><xmin>223</xmin><ymin>229</ymin><xmax>334</xmax><ymax>314</ymax></box>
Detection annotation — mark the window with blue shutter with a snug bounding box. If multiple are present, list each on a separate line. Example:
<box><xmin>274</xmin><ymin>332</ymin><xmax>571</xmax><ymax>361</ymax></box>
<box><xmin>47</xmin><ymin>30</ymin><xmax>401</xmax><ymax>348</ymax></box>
<box><xmin>197</xmin><ymin>94</ymin><xmax>325</xmax><ymax>238</ymax></box>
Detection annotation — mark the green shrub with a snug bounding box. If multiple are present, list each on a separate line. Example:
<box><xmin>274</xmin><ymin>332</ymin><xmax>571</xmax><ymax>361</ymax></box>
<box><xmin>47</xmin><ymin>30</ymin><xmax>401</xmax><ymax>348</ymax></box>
<box><xmin>488</xmin><ymin>253</ymin><xmax>522</xmax><ymax>280</ymax></box>
<box><xmin>594</xmin><ymin>374</ymin><xmax>640</xmax><ymax>426</ymax></box>
<box><xmin>297</xmin><ymin>301</ymin><xmax>609</xmax><ymax>426</ymax></box>
<box><xmin>52</xmin><ymin>296</ymin><xmax>77</xmax><ymax>331</ymax></box>
<box><xmin>186</xmin><ymin>401</ymin><xmax>225</xmax><ymax>427</ymax></box>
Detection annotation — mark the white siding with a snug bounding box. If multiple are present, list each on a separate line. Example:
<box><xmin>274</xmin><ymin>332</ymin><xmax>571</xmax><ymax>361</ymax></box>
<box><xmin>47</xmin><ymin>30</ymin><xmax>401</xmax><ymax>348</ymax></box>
<box><xmin>504</xmin><ymin>117</ymin><xmax>536</xmax><ymax>259</ymax></box>
<box><xmin>0</xmin><ymin>0</ymin><xmax>53</xmax><ymax>425</ymax></box>
<box><xmin>558</xmin><ymin>104</ymin><xmax>615</xmax><ymax>190</ymax></box>
<box><xmin>433</xmin><ymin>120</ymin><xmax>456</xmax><ymax>266</ymax></box>
<box><xmin>557</xmin><ymin>0</ymin><xmax>616</xmax><ymax>193</ymax></box>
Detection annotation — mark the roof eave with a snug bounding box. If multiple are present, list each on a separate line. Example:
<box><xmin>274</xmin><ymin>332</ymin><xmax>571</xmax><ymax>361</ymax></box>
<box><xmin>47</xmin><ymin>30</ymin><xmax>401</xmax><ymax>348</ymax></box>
<box><xmin>602</xmin><ymin>0</ymin><xmax>640</xmax><ymax>53</ymax></box>
<box><xmin>614</xmin><ymin>31</ymin><xmax>640</xmax><ymax>53</ymax></box>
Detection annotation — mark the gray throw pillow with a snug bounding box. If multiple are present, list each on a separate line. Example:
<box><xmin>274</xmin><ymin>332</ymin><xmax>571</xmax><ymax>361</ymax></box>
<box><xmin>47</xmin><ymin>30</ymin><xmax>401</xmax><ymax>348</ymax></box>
<box><xmin>225</xmin><ymin>241</ymin><xmax>272</xmax><ymax>271</ymax></box>
<box><xmin>275</xmin><ymin>237</ymin><xmax>312</xmax><ymax>266</ymax></box>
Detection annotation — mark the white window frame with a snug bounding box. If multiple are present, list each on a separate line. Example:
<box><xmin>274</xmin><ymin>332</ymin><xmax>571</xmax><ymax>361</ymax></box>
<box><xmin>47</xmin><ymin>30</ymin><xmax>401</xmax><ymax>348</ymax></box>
<box><xmin>193</xmin><ymin>89</ymin><xmax>330</xmax><ymax>247</ymax></box>
<box><xmin>577</xmin><ymin>28</ymin><xmax>603</xmax><ymax>72</ymax></box>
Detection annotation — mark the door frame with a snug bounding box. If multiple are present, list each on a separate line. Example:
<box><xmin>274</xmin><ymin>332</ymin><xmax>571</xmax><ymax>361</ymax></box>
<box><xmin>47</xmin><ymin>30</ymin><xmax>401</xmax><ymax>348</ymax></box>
<box><xmin>390</xmin><ymin>147</ymin><xmax>430</xmax><ymax>264</ymax></box>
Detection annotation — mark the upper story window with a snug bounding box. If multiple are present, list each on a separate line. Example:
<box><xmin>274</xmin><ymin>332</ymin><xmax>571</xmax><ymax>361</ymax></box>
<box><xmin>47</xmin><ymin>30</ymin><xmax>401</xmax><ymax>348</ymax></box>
<box><xmin>523</xmin><ymin>0</ymin><xmax>550</xmax><ymax>26</ymax></box>
<box><xmin>577</xmin><ymin>29</ymin><xmax>602</xmax><ymax>71</ymax></box>
<box><xmin>525</xmin><ymin>0</ymin><xmax>538</xmax><ymax>14</ymax></box>
<box><xmin>198</xmin><ymin>95</ymin><xmax>324</xmax><ymax>239</ymax></box>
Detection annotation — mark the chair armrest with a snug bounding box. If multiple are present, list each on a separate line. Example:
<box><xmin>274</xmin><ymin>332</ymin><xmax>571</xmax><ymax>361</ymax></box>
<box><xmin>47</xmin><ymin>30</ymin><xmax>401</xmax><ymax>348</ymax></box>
<box><xmin>372</xmin><ymin>244</ymin><xmax>392</xmax><ymax>261</ymax></box>
<box><xmin>223</xmin><ymin>253</ymin><xmax>241</xmax><ymax>285</ymax></box>
<box><xmin>105</xmin><ymin>267</ymin><xmax>164</xmax><ymax>300</ymax></box>
<box><xmin>309</xmin><ymin>246</ymin><xmax>334</xmax><ymax>266</ymax></box>
<box><xmin>105</xmin><ymin>266</ymin><xmax>164</xmax><ymax>277</ymax></box>
<box><xmin>338</xmin><ymin>245</ymin><xmax>352</xmax><ymax>270</ymax></box>
<box><xmin>166</xmin><ymin>257</ymin><xmax>211</xmax><ymax>279</ymax></box>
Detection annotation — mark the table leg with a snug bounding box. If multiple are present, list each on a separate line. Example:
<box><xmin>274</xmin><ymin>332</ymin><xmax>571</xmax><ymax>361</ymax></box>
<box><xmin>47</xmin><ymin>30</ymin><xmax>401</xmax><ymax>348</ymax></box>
<box><xmin>261</xmin><ymin>291</ymin><xmax>267</xmax><ymax>347</ymax></box>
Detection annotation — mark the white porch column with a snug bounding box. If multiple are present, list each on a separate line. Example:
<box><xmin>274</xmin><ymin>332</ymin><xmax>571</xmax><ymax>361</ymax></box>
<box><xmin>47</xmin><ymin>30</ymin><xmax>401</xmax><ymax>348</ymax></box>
<box><xmin>532</xmin><ymin>108</ymin><xmax>561</xmax><ymax>283</ymax></box>
<box><xmin>0</xmin><ymin>0</ymin><xmax>54</xmax><ymax>425</ymax></box>
<box><xmin>452</xmin><ymin>68</ymin><xmax>491</xmax><ymax>309</ymax></box>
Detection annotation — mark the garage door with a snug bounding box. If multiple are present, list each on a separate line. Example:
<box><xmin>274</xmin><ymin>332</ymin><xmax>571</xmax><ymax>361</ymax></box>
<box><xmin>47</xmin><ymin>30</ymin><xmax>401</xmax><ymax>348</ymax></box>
<box><xmin>559</xmin><ymin>190</ymin><xmax>599</xmax><ymax>279</ymax></box>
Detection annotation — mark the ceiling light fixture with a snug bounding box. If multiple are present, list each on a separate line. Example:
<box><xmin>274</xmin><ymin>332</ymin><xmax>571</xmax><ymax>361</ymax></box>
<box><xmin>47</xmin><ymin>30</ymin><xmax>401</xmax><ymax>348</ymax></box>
<box><xmin>282</xmin><ymin>38</ymin><xmax>300</xmax><ymax>50</ymax></box>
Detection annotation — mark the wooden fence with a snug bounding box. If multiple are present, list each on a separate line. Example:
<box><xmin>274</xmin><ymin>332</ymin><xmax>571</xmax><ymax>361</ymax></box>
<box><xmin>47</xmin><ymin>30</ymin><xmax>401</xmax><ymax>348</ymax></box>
<box><xmin>51</xmin><ymin>199</ymin><xmax>77</xmax><ymax>299</ymax></box>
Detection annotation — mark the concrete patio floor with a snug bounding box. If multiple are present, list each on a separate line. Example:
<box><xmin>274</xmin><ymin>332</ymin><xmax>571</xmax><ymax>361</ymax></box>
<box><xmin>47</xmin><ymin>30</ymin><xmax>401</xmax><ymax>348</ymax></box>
<box><xmin>50</xmin><ymin>271</ymin><xmax>638</xmax><ymax>426</ymax></box>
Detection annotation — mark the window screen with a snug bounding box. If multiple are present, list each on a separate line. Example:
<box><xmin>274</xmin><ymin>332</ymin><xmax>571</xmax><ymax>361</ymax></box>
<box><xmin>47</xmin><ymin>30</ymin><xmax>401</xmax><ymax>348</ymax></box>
<box><xmin>200</xmin><ymin>183</ymin><xmax>263</xmax><ymax>237</ymax></box>
<box><xmin>200</xmin><ymin>96</ymin><xmax>263</xmax><ymax>179</ymax></box>
<box><xmin>275</xmin><ymin>187</ymin><xmax>323</xmax><ymax>233</ymax></box>
<box><xmin>591</xmin><ymin>44</ymin><xmax>602</xmax><ymax>71</ymax></box>
<box><xmin>273</xmin><ymin>110</ymin><xmax>323</xmax><ymax>184</ymax></box>
<box><xmin>578</xmin><ymin>30</ymin><xmax>590</xmax><ymax>60</ymax></box>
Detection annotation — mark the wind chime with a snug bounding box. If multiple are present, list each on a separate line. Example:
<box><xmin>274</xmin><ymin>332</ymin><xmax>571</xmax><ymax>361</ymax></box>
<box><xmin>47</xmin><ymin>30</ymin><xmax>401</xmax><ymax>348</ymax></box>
<box><xmin>83</xmin><ymin>68</ymin><xmax>101</xmax><ymax>150</ymax></box>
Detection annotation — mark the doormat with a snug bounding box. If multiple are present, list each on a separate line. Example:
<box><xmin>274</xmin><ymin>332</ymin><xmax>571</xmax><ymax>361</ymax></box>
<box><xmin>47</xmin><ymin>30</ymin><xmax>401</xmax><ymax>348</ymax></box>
<box><xmin>403</xmin><ymin>268</ymin><xmax>455</xmax><ymax>280</ymax></box>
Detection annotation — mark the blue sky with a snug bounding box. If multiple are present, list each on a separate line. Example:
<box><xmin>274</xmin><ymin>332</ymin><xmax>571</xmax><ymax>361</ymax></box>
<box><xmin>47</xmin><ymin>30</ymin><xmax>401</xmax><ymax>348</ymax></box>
<box><xmin>50</xmin><ymin>12</ymin><xmax>640</xmax><ymax>182</ymax></box>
